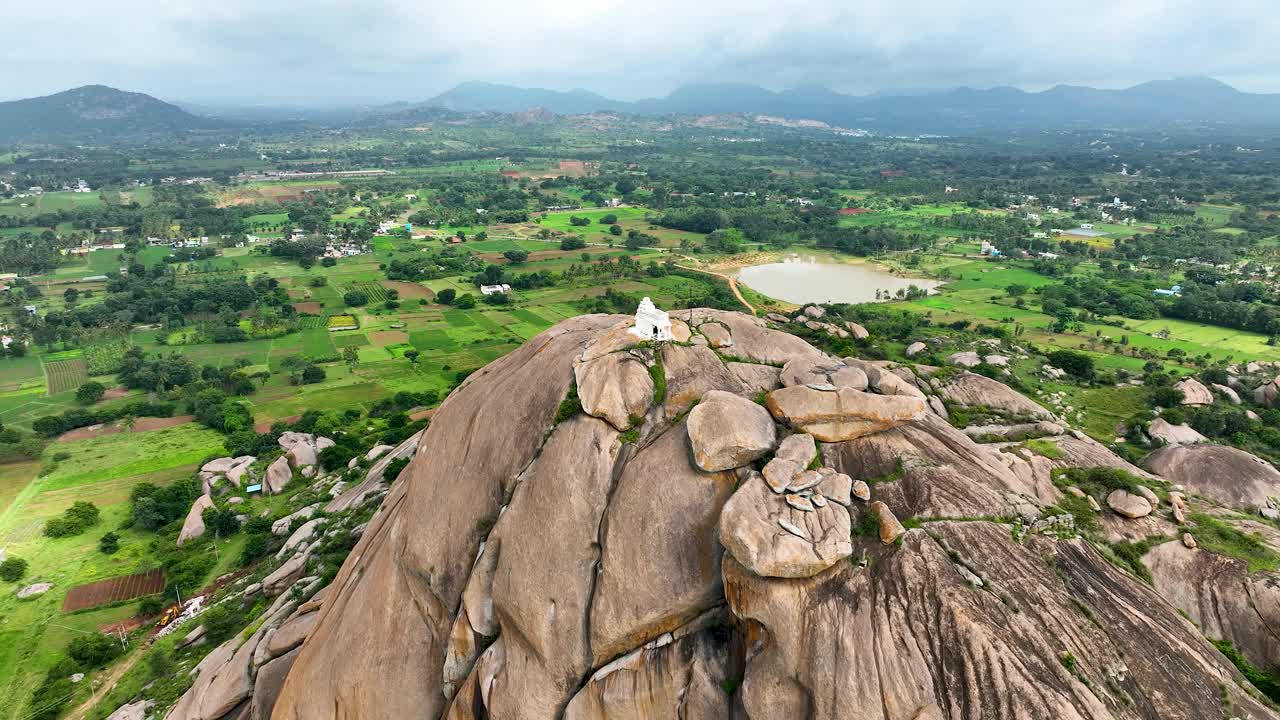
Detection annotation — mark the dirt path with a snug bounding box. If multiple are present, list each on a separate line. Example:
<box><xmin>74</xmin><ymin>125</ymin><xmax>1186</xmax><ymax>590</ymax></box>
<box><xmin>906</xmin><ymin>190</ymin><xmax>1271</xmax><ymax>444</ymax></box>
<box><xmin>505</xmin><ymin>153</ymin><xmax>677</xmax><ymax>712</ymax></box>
<box><xmin>673</xmin><ymin>264</ymin><xmax>756</xmax><ymax>315</ymax></box>
<box><xmin>65</xmin><ymin>650</ymin><xmax>142</xmax><ymax>720</ymax></box>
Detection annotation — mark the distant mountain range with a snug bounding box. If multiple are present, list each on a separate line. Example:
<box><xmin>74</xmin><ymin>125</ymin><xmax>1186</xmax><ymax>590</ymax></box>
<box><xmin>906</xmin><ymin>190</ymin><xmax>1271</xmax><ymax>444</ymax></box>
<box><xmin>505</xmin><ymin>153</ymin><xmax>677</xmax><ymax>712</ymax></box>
<box><xmin>3</xmin><ymin>77</ymin><xmax>1280</xmax><ymax>144</ymax></box>
<box><xmin>0</xmin><ymin>85</ymin><xmax>220</xmax><ymax>144</ymax></box>
<box><xmin>421</xmin><ymin>77</ymin><xmax>1280</xmax><ymax>131</ymax></box>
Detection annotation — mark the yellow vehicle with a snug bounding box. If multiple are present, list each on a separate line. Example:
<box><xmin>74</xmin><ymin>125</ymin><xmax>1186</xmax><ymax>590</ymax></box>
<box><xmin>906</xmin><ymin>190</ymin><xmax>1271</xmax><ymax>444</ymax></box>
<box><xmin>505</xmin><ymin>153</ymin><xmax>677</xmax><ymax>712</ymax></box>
<box><xmin>156</xmin><ymin>605</ymin><xmax>181</xmax><ymax>628</ymax></box>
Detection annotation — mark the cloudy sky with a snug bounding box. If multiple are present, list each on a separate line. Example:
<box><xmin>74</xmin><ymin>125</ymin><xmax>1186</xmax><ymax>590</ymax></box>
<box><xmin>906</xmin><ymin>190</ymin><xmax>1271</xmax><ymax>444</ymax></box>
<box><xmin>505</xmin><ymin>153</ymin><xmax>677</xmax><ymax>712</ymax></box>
<box><xmin>4</xmin><ymin>0</ymin><xmax>1280</xmax><ymax>104</ymax></box>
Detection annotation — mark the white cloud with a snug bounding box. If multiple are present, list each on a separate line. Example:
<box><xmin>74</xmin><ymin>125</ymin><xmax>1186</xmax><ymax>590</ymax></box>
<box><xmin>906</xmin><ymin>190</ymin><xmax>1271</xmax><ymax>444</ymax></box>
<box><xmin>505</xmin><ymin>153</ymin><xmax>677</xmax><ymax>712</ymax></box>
<box><xmin>3</xmin><ymin>0</ymin><xmax>1280</xmax><ymax>103</ymax></box>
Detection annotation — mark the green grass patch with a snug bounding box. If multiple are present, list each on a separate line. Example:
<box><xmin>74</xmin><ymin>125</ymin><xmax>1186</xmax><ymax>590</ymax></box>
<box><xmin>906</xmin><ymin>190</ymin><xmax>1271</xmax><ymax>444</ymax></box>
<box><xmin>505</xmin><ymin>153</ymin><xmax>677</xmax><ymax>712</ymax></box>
<box><xmin>34</xmin><ymin>425</ymin><xmax>224</xmax><ymax>493</ymax></box>
<box><xmin>1190</xmin><ymin>513</ymin><xmax>1280</xmax><ymax>573</ymax></box>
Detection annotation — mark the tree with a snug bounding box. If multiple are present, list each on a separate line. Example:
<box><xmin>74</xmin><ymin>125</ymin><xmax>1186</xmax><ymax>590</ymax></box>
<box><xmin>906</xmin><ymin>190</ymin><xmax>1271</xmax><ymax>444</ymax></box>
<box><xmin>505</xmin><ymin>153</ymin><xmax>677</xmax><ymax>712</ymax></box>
<box><xmin>436</xmin><ymin>288</ymin><xmax>456</xmax><ymax>305</ymax></box>
<box><xmin>454</xmin><ymin>293</ymin><xmax>477</xmax><ymax>309</ymax></box>
<box><xmin>598</xmin><ymin>214</ymin><xmax>618</xmax><ymax>225</ymax></box>
<box><xmin>615</xmin><ymin>178</ymin><xmax>637</xmax><ymax>194</ymax></box>
<box><xmin>342</xmin><ymin>346</ymin><xmax>360</xmax><ymax>370</ymax></box>
<box><xmin>0</xmin><ymin>556</ymin><xmax>27</xmax><ymax>582</ymax></box>
<box><xmin>99</xmin><ymin>531</ymin><xmax>119</xmax><ymax>554</ymax></box>
<box><xmin>560</xmin><ymin>236</ymin><xmax>586</xmax><ymax>251</ymax></box>
<box><xmin>300</xmin><ymin>364</ymin><xmax>326</xmax><ymax>384</ymax></box>
<box><xmin>503</xmin><ymin>250</ymin><xmax>529</xmax><ymax>264</ymax></box>
<box><xmin>609</xmin><ymin>224</ymin><xmax>623</xmax><ymax>236</ymax></box>
<box><xmin>1005</xmin><ymin>284</ymin><xmax>1028</xmax><ymax>297</ymax></box>
<box><xmin>202</xmin><ymin>506</ymin><xmax>240</xmax><ymax>537</ymax></box>
<box><xmin>75</xmin><ymin>381</ymin><xmax>106</xmax><ymax>405</ymax></box>
<box><xmin>1046</xmin><ymin>350</ymin><xmax>1095</xmax><ymax>380</ymax></box>
<box><xmin>321</xmin><ymin>256</ymin><xmax>337</xmax><ymax>267</ymax></box>
<box><xmin>404</xmin><ymin>349</ymin><xmax>420</xmax><ymax>364</ymax></box>
<box><xmin>343</xmin><ymin>290</ymin><xmax>369</xmax><ymax>307</ymax></box>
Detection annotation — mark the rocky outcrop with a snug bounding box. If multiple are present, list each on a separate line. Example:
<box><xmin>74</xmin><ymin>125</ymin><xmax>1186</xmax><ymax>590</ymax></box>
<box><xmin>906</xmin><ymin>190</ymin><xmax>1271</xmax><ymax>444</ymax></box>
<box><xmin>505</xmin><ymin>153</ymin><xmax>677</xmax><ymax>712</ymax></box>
<box><xmin>167</xmin><ymin>583</ymin><xmax>323</xmax><ymax>720</ymax></box>
<box><xmin>264</xmin><ymin>456</ymin><xmax>292</xmax><ymax>495</ymax></box>
<box><xmin>327</xmin><ymin>431</ymin><xmax>422</xmax><ymax>513</ymax></box>
<box><xmin>246</xmin><ymin>312</ymin><xmax>1277</xmax><ymax>720</ymax></box>
<box><xmin>935</xmin><ymin>371</ymin><xmax>1053</xmax><ymax>420</ymax></box>
<box><xmin>106</xmin><ymin>700</ymin><xmax>153</xmax><ymax>720</ymax></box>
<box><xmin>1144</xmin><ymin>444</ymin><xmax>1280</xmax><ymax>511</ymax></box>
<box><xmin>178</xmin><ymin>495</ymin><xmax>216</xmax><ymax>546</ymax></box>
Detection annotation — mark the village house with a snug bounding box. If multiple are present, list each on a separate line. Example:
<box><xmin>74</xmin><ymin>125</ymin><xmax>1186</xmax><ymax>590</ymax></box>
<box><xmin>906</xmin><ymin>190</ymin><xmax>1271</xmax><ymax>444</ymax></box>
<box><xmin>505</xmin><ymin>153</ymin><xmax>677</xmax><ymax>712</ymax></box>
<box><xmin>479</xmin><ymin>284</ymin><xmax>512</xmax><ymax>295</ymax></box>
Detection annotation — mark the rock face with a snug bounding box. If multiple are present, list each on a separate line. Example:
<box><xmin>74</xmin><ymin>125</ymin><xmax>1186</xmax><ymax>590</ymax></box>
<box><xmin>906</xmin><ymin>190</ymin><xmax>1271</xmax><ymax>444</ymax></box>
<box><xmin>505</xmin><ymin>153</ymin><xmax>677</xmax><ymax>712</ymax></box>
<box><xmin>1146</xmin><ymin>540</ymin><xmax>1280</xmax><ymax>674</ymax></box>
<box><xmin>249</xmin><ymin>312</ymin><xmax>1278</xmax><ymax>720</ymax></box>
<box><xmin>1144</xmin><ymin>444</ymin><xmax>1280</xmax><ymax>511</ymax></box>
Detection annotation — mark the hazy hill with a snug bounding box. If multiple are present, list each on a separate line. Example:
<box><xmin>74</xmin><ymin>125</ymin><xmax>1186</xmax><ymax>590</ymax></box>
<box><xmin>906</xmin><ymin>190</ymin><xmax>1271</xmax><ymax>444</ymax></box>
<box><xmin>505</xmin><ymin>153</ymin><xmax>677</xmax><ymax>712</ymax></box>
<box><xmin>0</xmin><ymin>85</ymin><xmax>219</xmax><ymax>144</ymax></box>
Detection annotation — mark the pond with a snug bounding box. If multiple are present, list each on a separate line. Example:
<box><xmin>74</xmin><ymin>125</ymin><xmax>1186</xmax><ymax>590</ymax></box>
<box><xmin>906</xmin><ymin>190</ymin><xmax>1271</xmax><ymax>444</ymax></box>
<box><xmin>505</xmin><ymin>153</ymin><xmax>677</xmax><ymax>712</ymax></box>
<box><xmin>734</xmin><ymin>255</ymin><xmax>942</xmax><ymax>304</ymax></box>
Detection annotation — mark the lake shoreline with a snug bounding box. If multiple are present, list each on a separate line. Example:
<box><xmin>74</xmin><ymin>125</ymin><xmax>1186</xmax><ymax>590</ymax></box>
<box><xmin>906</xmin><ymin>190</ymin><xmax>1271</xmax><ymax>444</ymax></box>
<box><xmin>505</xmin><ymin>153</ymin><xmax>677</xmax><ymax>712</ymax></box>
<box><xmin>717</xmin><ymin>250</ymin><xmax>944</xmax><ymax>306</ymax></box>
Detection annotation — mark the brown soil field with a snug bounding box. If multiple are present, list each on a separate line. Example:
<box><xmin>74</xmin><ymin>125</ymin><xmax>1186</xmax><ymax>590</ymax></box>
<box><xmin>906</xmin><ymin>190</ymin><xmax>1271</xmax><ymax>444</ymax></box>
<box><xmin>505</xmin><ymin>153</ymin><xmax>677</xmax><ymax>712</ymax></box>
<box><xmin>382</xmin><ymin>281</ymin><xmax>433</xmax><ymax>299</ymax></box>
<box><xmin>63</xmin><ymin>569</ymin><xmax>165</xmax><ymax>612</ymax></box>
<box><xmin>102</xmin><ymin>386</ymin><xmax>130</xmax><ymax>400</ymax></box>
<box><xmin>369</xmin><ymin>330</ymin><xmax>409</xmax><ymax>346</ymax></box>
<box><xmin>255</xmin><ymin>415</ymin><xmax>300</xmax><ymax>433</ymax></box>
<box><xmin>292</xmin><ymin>301</ymin><xmax>324</xmax><ymax>314</ymax></box>
<box><xmin>132</xmin><ymin>415</ymin><xmax>195</xmax><ymax>431</ymax></box>
<box><xmin>56</xmin><ymin>423</ymin><xmax>124</xmax><ymax>442</ymax></box>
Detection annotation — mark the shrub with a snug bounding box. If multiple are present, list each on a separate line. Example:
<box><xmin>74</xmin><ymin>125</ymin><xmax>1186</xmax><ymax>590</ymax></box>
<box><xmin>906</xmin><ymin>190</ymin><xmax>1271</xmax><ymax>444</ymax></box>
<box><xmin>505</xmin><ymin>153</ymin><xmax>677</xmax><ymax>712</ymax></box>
<box><xmin>0</xmin><ymin>556</ymin><xmax>28</xmax><ymax>582</ymax></box>
<box><xmin>67</xmin><ymin>633</ymin><xmax>123</xmax><ymax>668</ymax></box>
<box><xmin>384</xmin><ymin>456</ymin><xmax>410</xmax><ymax>483</ymax></box>
<box><xmin>200</xmin><ymin>604</ymin><xmax>241</xmax><ymax>644</ymax></box>
<box><xmin>99</xmin><ymin>531</ymin><xmax>120</xmax><ymax>554</ymax></box>
<box><xmin>43</xmin><ymin>501</ymin><xmax>100</xmax><ymax>537</ymax></box>
<box><xmin>76</xmin><ymin>381</ymin><xmax>107</xmax><ymax>405</ymax></box>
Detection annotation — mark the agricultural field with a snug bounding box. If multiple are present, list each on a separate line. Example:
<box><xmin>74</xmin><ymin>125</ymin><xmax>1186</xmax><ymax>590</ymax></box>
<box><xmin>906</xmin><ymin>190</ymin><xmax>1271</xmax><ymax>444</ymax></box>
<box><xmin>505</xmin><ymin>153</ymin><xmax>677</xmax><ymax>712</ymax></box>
<box><xmin>43</xmin><ymin>357</ymin><xmax>89</xmax><ymax>395</ymax></box>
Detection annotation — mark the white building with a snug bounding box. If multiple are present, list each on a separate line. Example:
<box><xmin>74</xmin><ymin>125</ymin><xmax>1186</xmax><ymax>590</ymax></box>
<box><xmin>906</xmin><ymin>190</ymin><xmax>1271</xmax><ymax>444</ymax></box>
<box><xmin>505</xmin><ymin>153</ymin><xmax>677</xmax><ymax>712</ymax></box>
<box><xmin>479</xmin><ymin>284</ymin><xmax>511</xmax><ymax>295</ymax></box>
<box><xmin>631</xmin><ymin>297</ymin><xmax>673</xmax><ymax>341</ymax></box>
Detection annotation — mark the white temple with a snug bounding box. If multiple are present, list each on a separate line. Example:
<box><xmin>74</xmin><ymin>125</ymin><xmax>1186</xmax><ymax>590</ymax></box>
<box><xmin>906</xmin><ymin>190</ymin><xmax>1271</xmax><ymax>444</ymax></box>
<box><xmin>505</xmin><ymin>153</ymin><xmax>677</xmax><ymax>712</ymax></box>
<box><xmin>631</xmin><ymin>296</ymin><xmax>673</xmax><ymax>341</ymax></box>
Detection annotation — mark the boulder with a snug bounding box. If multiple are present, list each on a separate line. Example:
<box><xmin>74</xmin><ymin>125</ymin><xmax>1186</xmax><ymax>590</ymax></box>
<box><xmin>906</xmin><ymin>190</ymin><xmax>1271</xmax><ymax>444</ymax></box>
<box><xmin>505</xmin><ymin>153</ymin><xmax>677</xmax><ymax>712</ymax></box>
<box><xmin>250</xmin><ymin>647</ymin><xmax>301</xmax><ymax>720</ymax></box>
<box><xmin>983</xmin><ymin>354</ymin><xmax>1009</xmax><ymax>367</ymax></box>
<box><xmin>178</xmin><ymin>495</ymin><xmax>216</xmax><ymax>546</ymax></box>
<box><xmin>727</xmin><ymin>362</ymin><xmax>782</xmax><ymax>394</ymax></box>
<box><xmin>1143</xmin><ymin>444</ymin><xmax>1280</xmax><ymax>511</ymax></box>
<box><xmin>905</xmin><ymin>341</ymin><xmax>927</xmax><ymax>357</ymax></box>
<box><xmin>202</xmin><ymin>457</ymin><xmax>238</xmax><ymax>474</ymax></box>
<box><xmin>802</xmin><ymin>305</ymin><xmax>825</xmax><ymax>319</ymax></box>
<box><xmin>262</xmin><ymin>553</ymin><xmax>309</xmax><ymax>596</ymax></box>
<box><xmin>105</xmin><ymin>700</ymin><xmax>153</xmax><ymax>720</ymax></box>
<box><xmin>844</xmin><ymin>321</ymin><xmax>869</xmax><ymax>340</ymax></box>
<box><xmin>575</xmin><ymin>351</ymin><xmax>654</xmax><ymax>431</ymax></box>
<box><xmin>947</xmin><ymin>351</ymin><xmax>981</xmax><ymax>368</ymax></box>
<box><xmin>1255</xmin><ymin>377</ymin><xmax>1280</xmax><ymax>408</ymax></box>
<box><xmin>765</xmin><ymin>385</ymin><xmax>926</xmax><ymax>442</ymax></box>
<box><xmin>686</xmin><ymin>390</ymin><xmax>777</xmax><ymax>471</ymax></box>
<box><xmin>271</xmin><ymin>504</ymin><xmax>319</xmax><ymax>536</ymax></box>
<box><xmin>658</xmin><ymin>343</ymin><xmax>745</xmax><ymax>416</ymax></box>
<box><xmin>718</xmin><ymin>472</ymin><xmax>852</xmax><ymax>577</ymax></box>
<box><xmin>774</xmin><ymin>432</ymin><xmax>816</xmax><ymax>466</ymax></box>
<box><xmin>698</xmin><ymin>322</ymin><xmax>733</xmax><ymax>348</ymax></box>
<box><xmin>16</xmin><ymin>582</ymin><xmax>52</xmax><ymax>599</ymax></box>
<box><xmin>365</xmin><ymin>445</ymin><xmax>394</xmax><ymax>462</ymax></box>
<box><xmin>1147</xmin><ymin>418</ymin><xmax>1207</xmax><ymax>446</ymax></box>
<box><xmin>264</xmin><ymin>456</ymin><xmax>292</xmax><ymax>495</ymax></box>
<box><xmin>1174</xmin><ymin>377</ymin><xmax>1214</xmax><ymax>406</ymax></box>
<box><xmin>1212</xmin><ymin>383</ymin><xmax>1241</xmax><ymax>404</ymax></box>
<box><xmin>870</xmin><ymin>501</ymin><xmax>906</xmax><ymax>543</ymax></box>
<box><xmin>1106</xmin><ymin>489</ymin><xmax>1153</xmax><ymax>519</ymax></box>
<box><xmin>277</xmin><ymin>519</ymin><xmax>323</xmax><ymax>560</ymax></box>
